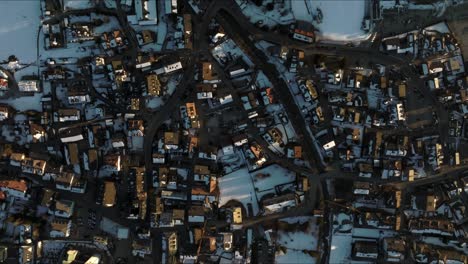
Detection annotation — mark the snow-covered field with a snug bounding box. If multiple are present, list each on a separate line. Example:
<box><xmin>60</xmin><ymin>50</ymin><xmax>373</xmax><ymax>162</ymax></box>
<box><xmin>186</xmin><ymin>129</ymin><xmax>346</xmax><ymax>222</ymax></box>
<box><xmin>218</xmin><ymin>164</ymin><xmax>298</xmax><ymax>215</ymax></box>
<box><xmin>251</xmin><ymin>164</ymin><xmax>296</xmax><ymax>194</ymax></box>
<box><xmin>329</xmin><ymin>233</ymin><xmax>352</xmax><ymax>264</ymax></box>
<box><xmin>0</xmin><ymin>93</ymin><xmax>43</xmax><ymax>112</ymax></box>
<box><xmin>218</xmin><ymin>167</ymin><xmax>259</xmax><ymax>216</ymax></box>
<box><xmin>236</xmin><ymin>0</ymin><xmax>294</xmax><ymax>28</ymax></box>
<box><xmin>291</xmin><ymin>0</ymin><xmax>370</xmax><ymax>42</ymax></box>
<box><xmin>0</xmin><ymin>1</ymin><xmax>40</xmax><ymax>63</ymax></box>
<box><xmin>275</xmin><ymin>216</ymin><xmax>318</xmax><ymax>264</ymax></box>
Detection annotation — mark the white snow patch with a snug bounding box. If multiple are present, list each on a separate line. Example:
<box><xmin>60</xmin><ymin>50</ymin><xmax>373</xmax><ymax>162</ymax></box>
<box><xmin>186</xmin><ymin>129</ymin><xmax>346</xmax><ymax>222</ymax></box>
<box><xmin>0</xmin><ymin>93</ymin><xmax>43</xmax><ymax>112</ymax></box>
<box><xmin>251</xmin><ymin>164</ymin><xmax>296</xmax><ymax>193</ymax></box>
<box><xmin>0</xmin><ymin>1</ymin><xmax>40</xmax><ymax>63</ymax></box>
<box><xmin>218</xmin><ymin>167</ymin><xmax>259</xmax><ymax>217</ymax></box>
<box><xmin>275</xmin><ymin>216</ymin><xmax>318</xmax><ymax>264</ymax></box>
<box><xmin>329</xmin><ymin>233</ymin><xmax>352</xmax><ymax>264</ymax></box>
<box><xmin>291</xmin><ymin>0</ymin><xmax>371</xmax><ymax>42</ymax></box>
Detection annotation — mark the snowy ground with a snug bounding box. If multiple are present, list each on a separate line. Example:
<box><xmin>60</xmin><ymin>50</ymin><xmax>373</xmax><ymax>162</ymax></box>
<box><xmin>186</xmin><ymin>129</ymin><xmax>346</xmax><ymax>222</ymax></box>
<box><xmin>251</xmin><ymin>164</ymin><xmax>296</xmax><ymax>198</ymax></box>
<box><xmin>0</xmin><ymin>1</ymin><xmax>41</xmax><ymax>63</ymax></box>
<box><xmin>291</xmin><ymin>0</ymin><xmax>370</xmax><ymax>42</ymax></box>
<box><xmin>329</xmin><ymin>233</ymin><xmax>352</xmax><ymax>264</ymax></box>
<box><xmin>275</xmin><ymin>216</ymin><xmax>318</xmax><ymax>264</ymax></box>
<box><xmin>218</xmin><ymin>167</ymin><xmax>259</xmax><ymax>216</ymax></box>
<box><xmin>0</xmin><ymin>93</ymin><xmax>43</xmax><ymax>112</ymax></box>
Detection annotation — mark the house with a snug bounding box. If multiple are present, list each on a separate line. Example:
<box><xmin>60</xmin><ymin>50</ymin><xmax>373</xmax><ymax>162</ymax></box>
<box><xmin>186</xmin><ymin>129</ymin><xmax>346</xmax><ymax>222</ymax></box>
<box><xmin>49</xmin><ymin>199</ymin><xmax>75</xmax><ymax>218</ymax></box>
<box><xmin>49</xmin><ymin>219</ymin><xmax>71</xmax><ymax>238</ymax></box>
<box><xmin>0</xmin><ymin>105</ymin><xmax>10</xmax><ymax>121</ymax></box>
<box><xmin>70</xmin><ymin>177</ymin><xmax>87</xmax><ymax>194</ymax></box>
<box><xmin>67</xmin><ymin>90</ymin><xmax>90</xmax><ymax>104</ymax></box>
<box><xmin>146</xmin><ymin>74</ymin><xmax>161</xmax><ymax>96</ymax></box>
<box><xmin>407</xmin><ymin>217</ymin><xmax>454</xmax><ymax>236</ymax></box>
<box><xmin>43</xmin><ymin>163</ymin><xmax>63</xmax><ymax>181</ymax></box>
<box><xmin>28</xmin><ymin>123</ymin><xmax>47</xmax><ymax>143</ymax></box>
<box><xmin>133</xmin><ymin>0</ymin><xmax>158</xmax><ymax>25</ymax></box>
<box><xmin>0</xmin><ymin>180</ymin><xmax>28</xmax><ymax>199</ymax></box>
<box><xmin>18</xmin><ymin>80</ymin><xmax>40</xmax><ymax>93</ymax></box>
<box><xmin>9</xmin><ymin>152</ymin><xmax>25</xmax><ymax>167</ymax></box>
<box><xmin>185</xmin><ymin>102</ymin><xmax>197</xmax><ymax>118</ymax></box>
<box><xmin>59</xmin><ymin>127</ymin><xmax>84</xmax><ymax>143</ymax></box>
<box><xmin>383</xmin><ymin>237</ymin><xmax>406</xmax><ymax>262</ymax></box>
<box><xmin>55</xmin><ymin>171</ymin><xmax>75</xmax><ymax>191</ymax></box>
<box><xmin>188</xmin><ymin>206</ymin><xmax>205</xmax><ymax>224</ymax></box>
<box><xmin>41</xmin><ymin>188</ymin><xmax>56</xmax><ymax>207</ymax></box>
<box><xmin>155</xmin><ymin>62</ymin><xmax>183</xmax><ymax>75</ymax></box>
<box><xmin>21</xmin><ymin>158</ymin><xmax>47</xmax><ymax>176</ymax></box>
<box><xmin>102</xmin><ymin>154</ymin><xmax>121</xmax><ymax>172</ymax></box>
<box><xmin>262</xmin><ymin>193</ymin><xmax>297</xmax><ymax>215</ymax></box>
<box><xmin>103</xmin><ymin>181</ymin><xmax>116</xmax><ymax>207</ymax></box>
<box><xmin>220</xmin><ymin>233</ymin><xmax>233</xmax><ymax>251</ymax></box>
<box><xmin>233</xmin><ymin>207</ymin><xmax>242</xmax><ymax>224</ymax></box>
<box><xmin>132</xmin><ymin>239</ymin><xmax>152</xmax><ymax>258</ymax></box>
<box><xmin>57</xmin><ymin>108</ymin><xmax>81</xmax><ymax>122</ymax></box>
<box><xmin>201</xmin><ymin>62</ymin><xmax>218</xmax><ymax>82</ymax></box>
<box><xmin>67</xmin><ymin>143</ymin><xmax>80</xmax><ymax>165</ymax></box>
<box><xmin>233</xmin><ymin>134</ymin><xmax>248</xmax><ymax>147</ymax></box>
<box><xmin>183</xmin><ymin>14</ymin><xmax>193</xmax><ymax>50</ymax></box>
<box><xmin>152</xmin><ymin>153</ymin><xmax>165</xmax><ymax>164</ymax></box>
<box><xmin>19</xmin><ymin>245</ymin><xmax>33</xmax><ymax>264</ymax></box>
<box><xmin>166</xmin><ymin>232</ymin><xmax>178</xmax><ymax>255</ymax></box>
<box><xmin>0</xmin><ymin>71</ymin><xmax>8</xmax><ymax>91</ymax></box>
<box><xmin>164</xmin><ymin>132</ymin><xmax>179</xmax><ymax>150</ymax></box>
